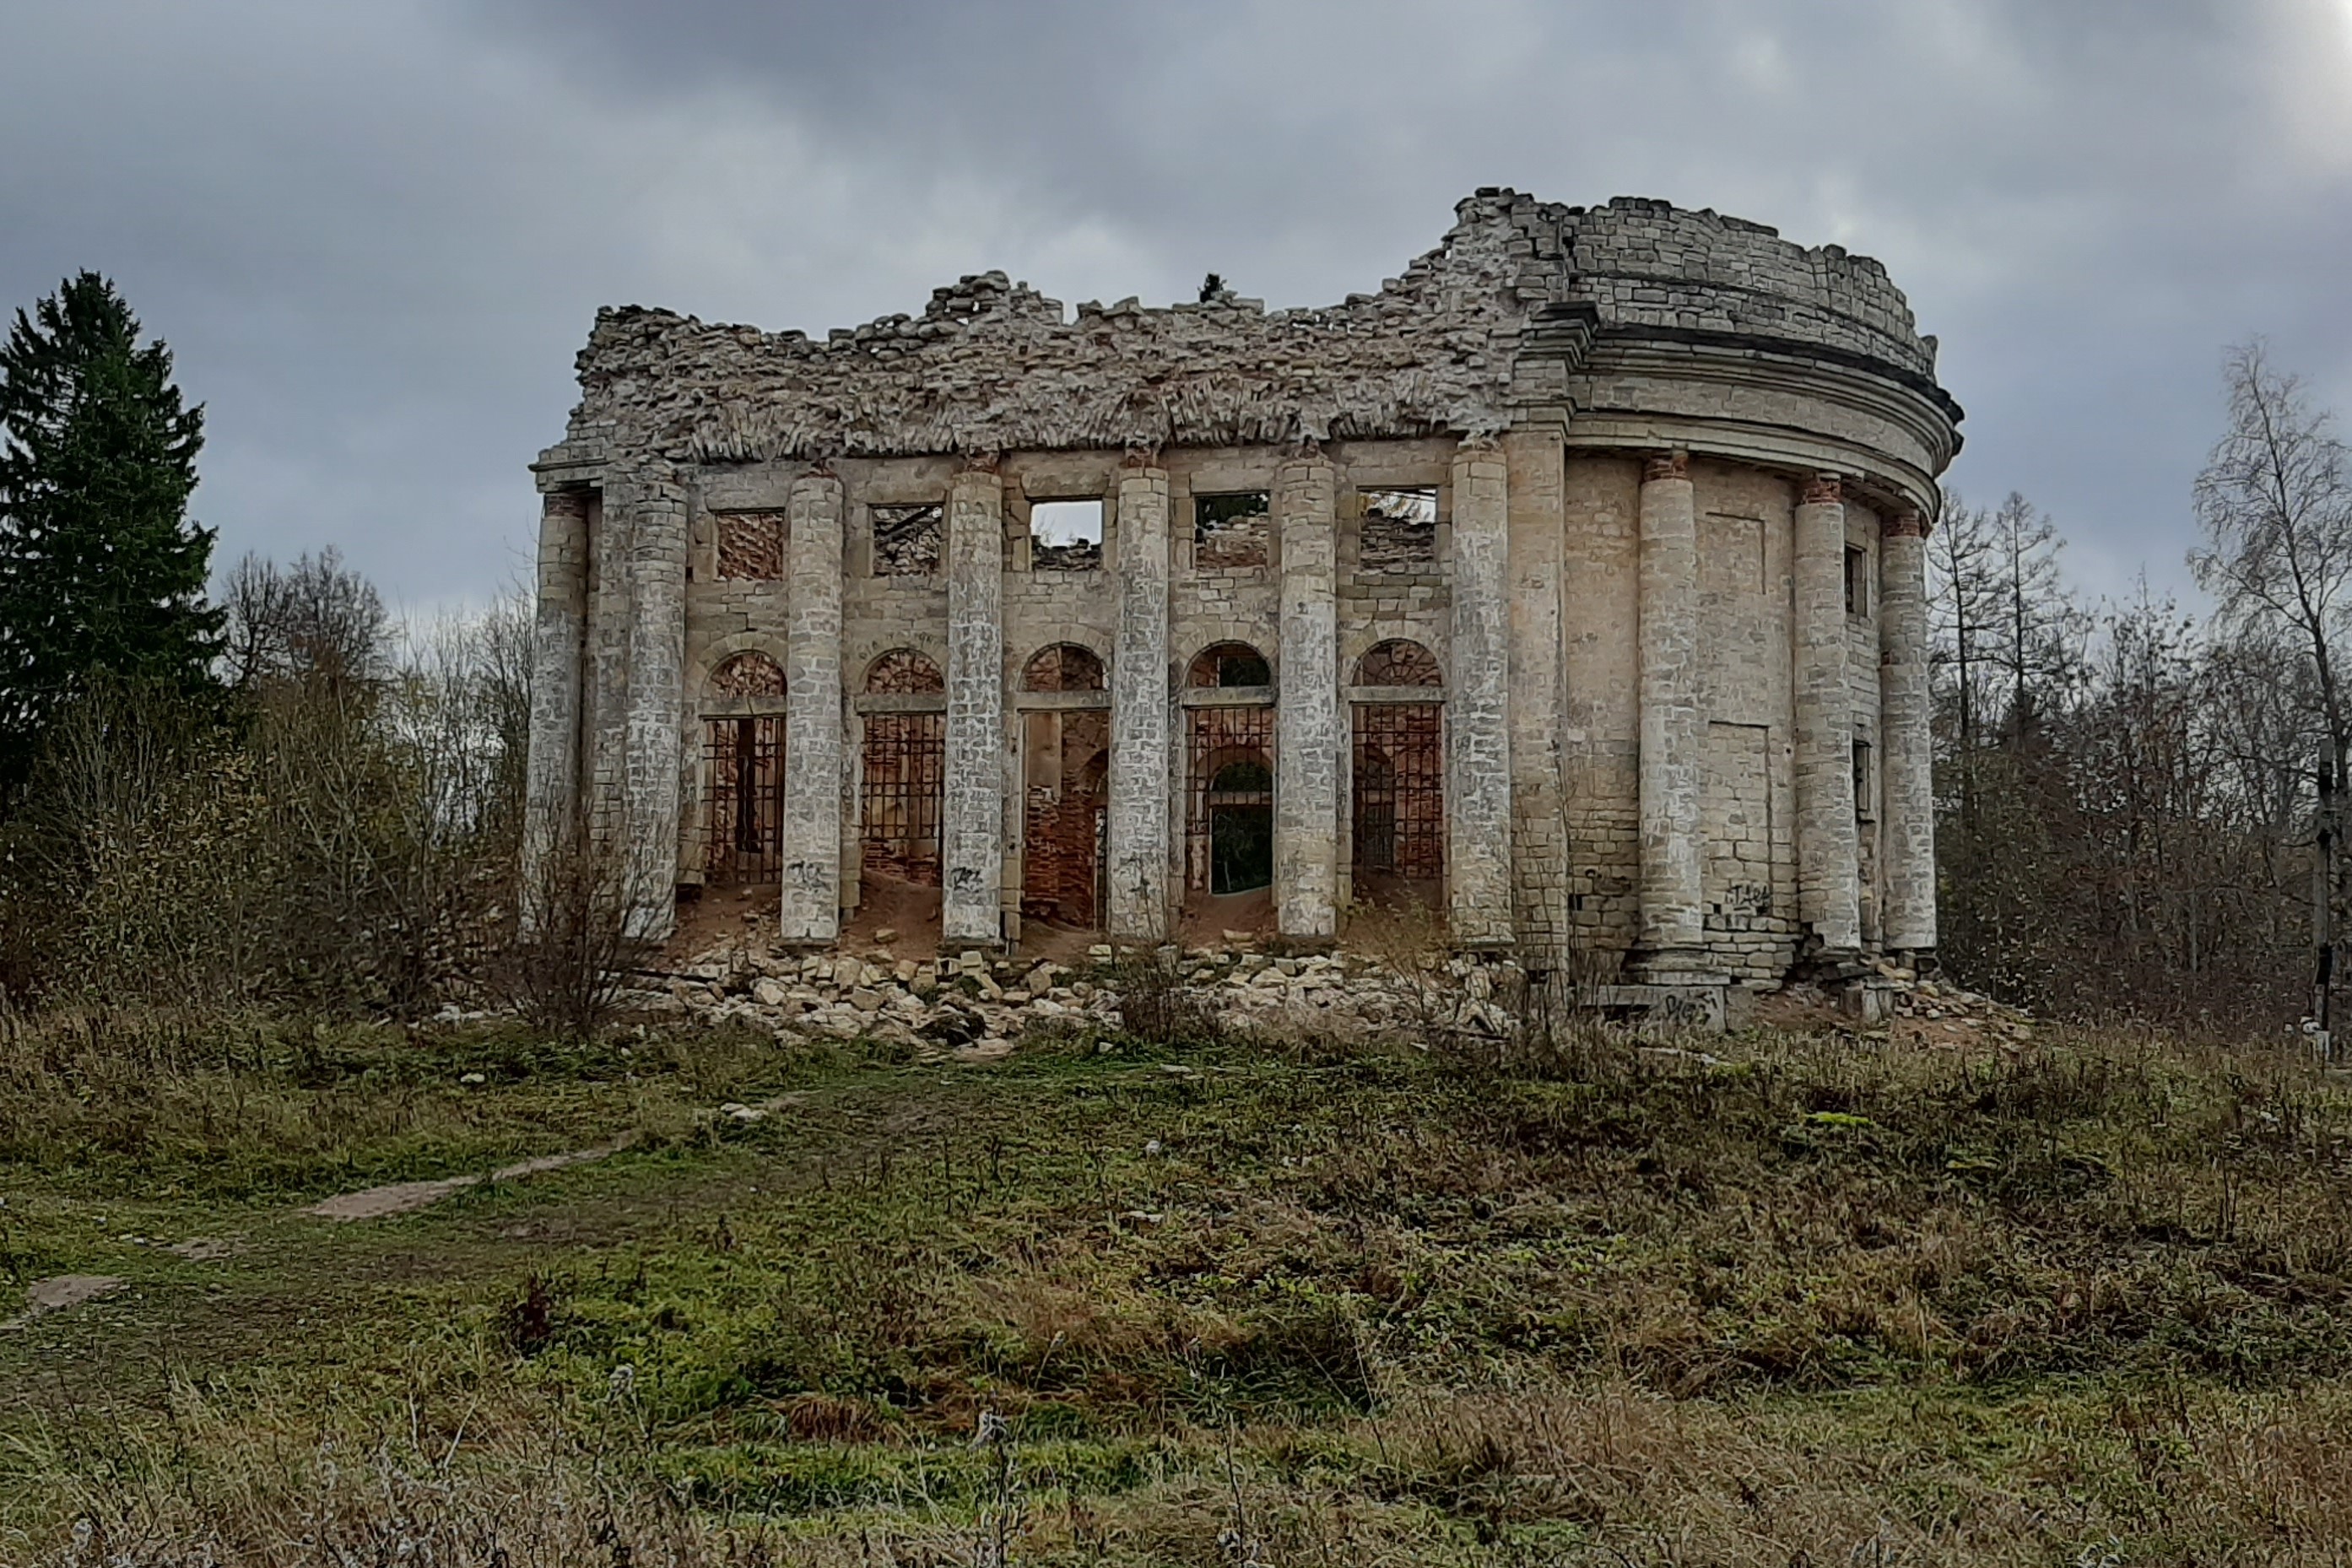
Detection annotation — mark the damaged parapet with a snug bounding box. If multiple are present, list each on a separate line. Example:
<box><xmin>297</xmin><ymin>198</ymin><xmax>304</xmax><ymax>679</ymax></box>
<box><xmin>525</xmin><ymin>188</ymin><xmax>1961</xmax><ymax>1016</ymax></box>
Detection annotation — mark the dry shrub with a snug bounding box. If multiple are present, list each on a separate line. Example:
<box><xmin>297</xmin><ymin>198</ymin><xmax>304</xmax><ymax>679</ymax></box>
<box><xmin>502</xmin><ymin>837</ymin><xmax>654</xmax><ymax>1043</ymax></box>
<box><xmin>1104</xmin><ymin>946</ymin><xmax>1223</xmax><ymax>1047</ymax></box>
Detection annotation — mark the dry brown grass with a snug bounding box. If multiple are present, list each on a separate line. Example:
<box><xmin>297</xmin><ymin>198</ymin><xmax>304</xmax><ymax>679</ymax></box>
<box><xmin>11</xmin><ymin>1015</ymin><xmax>2352</xmax><ymax>1564</ymax></box>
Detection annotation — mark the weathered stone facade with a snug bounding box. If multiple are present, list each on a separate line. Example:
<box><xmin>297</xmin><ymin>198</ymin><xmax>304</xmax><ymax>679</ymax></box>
<box><xmin>525</xmin><ymin>190</ymin><xmax>1959</xmax><ymax>992</ymax></box>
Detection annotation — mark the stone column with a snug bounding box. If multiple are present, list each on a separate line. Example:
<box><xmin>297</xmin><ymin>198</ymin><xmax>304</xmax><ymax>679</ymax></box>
<box><xmin>1635</xmin><ymin>450</ymin><xmax>1704</xmax><ymax>971</ymax></box>
<box><xmin>1275</xmin><ymin>451</ymin><xmax>1339</xmax><ymax>939</ymax></box>
<box><xmin>585</xmin><ymin>484</ymin><xmax>633</xmax><ymax>852</ymax></box>
<box><xmin>1108</xmin><ymin>461</ymin><xmax>1173</xmax><ymax>944</ymax></box>
<box><xmin>1448</xmin><ymin>441</ymin><xmax>1515</xmax><ymax>948</ymax></box>
<box><xmin>1793</xmin><ymin>473</ymin><xmax>1861</xmax><ymax>953</ymax></box>
<box><xmin>521</xmin><ymin>488</ymin><xmax>591</xmax><ymax>927</ymax></box>
<box><xmin>620</xmin><ymin>471</ymin><xmax>690</xmax><ymax>939</ymax></box>
<box><xmin>943</xmin><ymin>463</ymin><xmax>1006</xmax><ymax>946</ymax></box>
<box><xmin>1879</xmin><ymin>510</ymin><xmax>1937</xmax><ymax>954</ymax></box>
<box><xmin>777</xmin><ymin>470</ymin><xmax>845</xmax><ymax>944</ymax></box>
<box><xmin>1505</xmin><ymin>430</ymin><xmax>1567</xmax><ymax>965</ymax></box>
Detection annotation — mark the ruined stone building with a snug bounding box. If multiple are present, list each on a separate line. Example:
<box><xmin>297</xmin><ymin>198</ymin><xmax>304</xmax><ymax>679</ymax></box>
<box><xmin>523</xmin><ymin>190</ymin><xmax>1960</xmax><ymax>994</ymax></box>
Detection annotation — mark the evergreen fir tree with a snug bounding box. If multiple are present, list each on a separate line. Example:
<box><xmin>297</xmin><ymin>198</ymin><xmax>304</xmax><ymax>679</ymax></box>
<box><xmin>0</xmin><ymin>272</ymin><xmax>224</xmax><ymax>792</ymax></box>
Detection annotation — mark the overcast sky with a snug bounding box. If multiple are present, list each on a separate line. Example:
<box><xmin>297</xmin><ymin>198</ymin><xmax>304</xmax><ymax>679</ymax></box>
<box><xmin>4</xmin><ymin>0</ymin><xmax>2347</xmax><ymax>616</ymax></box>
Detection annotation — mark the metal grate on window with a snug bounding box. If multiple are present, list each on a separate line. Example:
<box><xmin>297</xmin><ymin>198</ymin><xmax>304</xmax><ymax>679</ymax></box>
<box><xmin>1352</xmin><ymin>701</ymin><xmax>1444</xmax><ymax>879</ymax></box>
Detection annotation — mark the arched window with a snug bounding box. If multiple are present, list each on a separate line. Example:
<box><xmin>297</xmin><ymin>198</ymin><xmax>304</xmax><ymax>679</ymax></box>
<box><xmin>1354</xmin><ymin>639</ymin><xmax>1441</xmax><ymax>688</ymax></box>
<box><xmin>866</xmin><ymin>648</ymin><xmax>944</xmax><ymax>695</ymax></box>
<box><xmin>1187</xmin><ymin>641</ymin><xmax>1272</xmax><ymax>689</ymax></box>
<box><xmin>710</xmin><ymin>651</ymin><xmax>787</xmax><ymax>698</ymax></box>
<box><xmin>1022</xmin><ymin>642</ymin><xmax>1106</xmax><ymax>692</ymax></box>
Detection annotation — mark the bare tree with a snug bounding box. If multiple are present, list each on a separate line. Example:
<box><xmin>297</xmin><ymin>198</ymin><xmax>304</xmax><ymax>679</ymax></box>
<box><xmin>1928</xmin><ymin>490</ymin><xmax>2000</xmax><ymax>825</ymax></box>
<box><xmin>1983</xmin><ymin>491</ymin><xmax>2083</xmax><ymax>743</ymax></box>
<box><xmin>220</xmin><ymin>548</ymin><xmax>388</xmax><ymax>691</ymax></box>
<box><xmin>2189</xmin><ymin>341</ymin><xmax>2352</xmax><ymax>1043</ymax></box>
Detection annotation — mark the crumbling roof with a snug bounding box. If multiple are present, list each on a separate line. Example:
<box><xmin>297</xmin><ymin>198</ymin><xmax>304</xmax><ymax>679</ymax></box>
<box><xmin>554</xmin><ymin>192</ymin><xmax>1948</xmax><ymax>466</ymax></box>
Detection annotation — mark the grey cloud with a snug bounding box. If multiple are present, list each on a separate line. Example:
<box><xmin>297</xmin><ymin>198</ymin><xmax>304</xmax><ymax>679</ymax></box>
<box><xmin>3</xmin><ymin>0</ymin><xmax>2346</xmax><ymax>609</ymax></box>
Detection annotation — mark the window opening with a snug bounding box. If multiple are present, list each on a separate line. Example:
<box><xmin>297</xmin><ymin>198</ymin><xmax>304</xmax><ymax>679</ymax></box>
<box><xmin>865</xmin><ymin>648</ymin><xmax>944</xmax><ymax>695</ymax></box>
<box><xmin>873</xmin><ymin>503</ymin><xmax>944</xmax><ymax>576</ymax></box>
<box><xmin>1194</xmin><ymin>491</ymin><xmax>1269</xmax><ymax>570</ymax></box>
<box><xmin>1352</xmin><ymin>701</ymin><xmax>1443</xmax><ymax>890</ymax></box>
<box><xmin>715</xmin><ymin>511</ymin><xmax>787</xmax><ymax>581</ymax></box>
<box><xmin>1187</xmin><ymin>641</ymin><xmax>1272</xmax><ymax>689</ymax></box>
<box><xmin>710</xmin><ymin>651</ymin><xmax>787</xmax><ymax>698</ymax></box>
<box><xmin>1187</xmin><ymin>706</ymin><xmax>1275</xmax><ymax>895</ymax></box>
<box><xmin>705</xmin><ymin>716</ymin><xmax>784</xmax><ymax>881</ymax></box>
<box><xmin>1852</xmin><ymin>738</ymin><xmax>1875</xmax><ymax>820</ymax></box>
<box><xmin>1022</xmin><ymin>642</ymin><xmax>1106</xmax><ymax>691</ymax></box>
<box><xmin>1030</xmin><ymin>500</ymin><xmax>1103</xmax><ymax>571</ymax></box>
<box><xmin>1359</xmin><ymin>487</ymin><xmax>1438</xmax><ymax>572</ymax></box>
<box><xmin>1354</xmin><ymin>638</ymin><xmax>1441</xmax><ymax>688</ymax></box>
<box><xmin>1845</xmin><ymin>545</ymin><xmax>1869</xmax><ymax>615</ymax></box>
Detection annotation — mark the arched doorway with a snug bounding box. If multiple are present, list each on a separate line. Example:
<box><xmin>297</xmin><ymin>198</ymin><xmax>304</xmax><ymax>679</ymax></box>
<box><xmin>703</xmin><ymin>652</ymin><xmax>787</xmax><ymax>883</ymax></box>
<box><xmin>1350</xmin><ymin>638</ymin><xmax>1443</xmax><ymax>908</ymax></box>
<box><xmin>859</xmin><ymin>650</ymin><xmax>946</xmax><ymax>889</ymax></box>
<box><xmin>1183</xmin><ymin>642</ymin><xmax>1277</xmax><ymax>922</ymax></box>
<box><xmin>1019</xmin><ymin>642</ymin><xmax>1109</xmax><ymax>928</ymax></box>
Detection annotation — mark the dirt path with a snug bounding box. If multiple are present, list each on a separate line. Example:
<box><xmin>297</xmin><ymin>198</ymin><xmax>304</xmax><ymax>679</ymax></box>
<box><xmin>303</xmin><ymin>1141</ymin><xmax>634</xmax><ymax>1221</ymax></box>
<box><xmin>1</xmin><ymin>1274</ymin><xmax>123</xmax><ymax>1332</ymax></box>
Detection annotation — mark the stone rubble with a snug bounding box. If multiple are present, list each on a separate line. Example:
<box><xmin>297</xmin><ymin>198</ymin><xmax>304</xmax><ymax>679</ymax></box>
<box><xmin>621</xmin><ymin>937</ymin><xmax>1544</xmax><ymax>1053</ymax></box>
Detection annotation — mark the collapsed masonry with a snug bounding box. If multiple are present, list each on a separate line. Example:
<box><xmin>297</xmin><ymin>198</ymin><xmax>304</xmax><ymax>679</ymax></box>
<box><xmin>522</xmin><ymin>189</ymin><xmax>1961</xmax><ymax>1009</ymax></box>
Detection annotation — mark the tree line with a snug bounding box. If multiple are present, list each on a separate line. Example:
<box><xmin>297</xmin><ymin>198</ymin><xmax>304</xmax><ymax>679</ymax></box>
<box><xmin>1932</xmin><ymin>344</ymin><xmax>2351</xmax><ymax>1042</ymax></box>
<box><xmin>2</xmin><ymin>271</ymin><xmax>2348</xmax><ymax>1040</ymax></box>
<box><xmin>0</xmin><ymin>273</ymin><xmax>535</xmax><ymax>1014</ymax></box>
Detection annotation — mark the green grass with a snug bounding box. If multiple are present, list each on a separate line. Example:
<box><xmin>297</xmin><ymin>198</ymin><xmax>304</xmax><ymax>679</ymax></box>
<box><xmin>5</xmin><ymin>1009</ymin><xmax>2352</xmax><ymax>1564</ymax></box>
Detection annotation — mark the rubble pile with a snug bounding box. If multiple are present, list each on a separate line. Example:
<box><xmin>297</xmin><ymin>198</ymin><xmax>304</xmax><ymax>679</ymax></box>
<box><xmin>1875</xmin><ymin>956</ymin><xmax>2036</xmax><ymax>1043</ymax></box>
<box><xmin>621</xmin><ymin>935</ymin><xmax>2028</xmax><ymax>1054</ymax></box>
<box><xmin>625</xmin><ymin>938</ymin><xmax>1522</xmax><ymax>1054</ymax></box>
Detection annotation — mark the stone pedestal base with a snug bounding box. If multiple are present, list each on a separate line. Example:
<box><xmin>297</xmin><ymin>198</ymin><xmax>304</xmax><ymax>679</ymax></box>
<box><xmin>1840</xmin><ymin>980</ymin><xmax>1894</xmax><ymax>1025</ymax></box>
<box><xmin>1628</xmin><ymin>946</ymin><xmax>1732</xmax><ymax>989</ymax></box>
<box><xmin>1582</xmin><ymin>982</ymin><xmax>1728</xmax><ymax>1033</ymax></box>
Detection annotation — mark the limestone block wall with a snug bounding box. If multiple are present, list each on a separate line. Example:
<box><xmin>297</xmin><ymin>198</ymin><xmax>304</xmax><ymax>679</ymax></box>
<box><xmin>1560</xmin><ymin>455</ymin><xmax>1644</xmax><ymax>968</ymax></box>
<box><xmin>1565</xmin><ymin>199</ymin><xmax>1937</xmax><ymax>382</ymax></box>
<box><xmin>1691</xmin><ymin>462</ymin><xmax>1802</xmax><ymax>982</ymax></box>
<box><xmin>998</xmin><ymin>457</ymin><xmax>1121</xmax><ymax>941</ymax></box>
<box><xmin>1328</xmin><ymin>440</ymin><xmax>1455</xmax><ymax>918</ymax></box>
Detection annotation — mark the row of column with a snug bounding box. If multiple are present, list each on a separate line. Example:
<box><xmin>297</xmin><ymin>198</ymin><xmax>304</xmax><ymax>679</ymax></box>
<box><xmin>532</xmin><ymin>443</ymin><xmax>1941</xmax><ymax>963</ymax></box>
<box><xmin>618</xmin><ymin>447</ymin><xmax>1519</xmax><ymax>952</ymax></box>
<box><xmin>523</xmin><ymin>445</ymin><xmax>1527</xmax><ymax>951</ymax></box>
<box><xmin>1631</xmin><ymin>457</ymin><xmax>1936</xmax><ymax>971</ymax></box>
<box><xmin>959</xmin><ymin>446</ymin><xmax>1516</xmax><ymax>949</ymax></box>
<box><xmin>527</xmin><ymin>468</ymin><xmax>690</xmax><ymax>942</ymax></box>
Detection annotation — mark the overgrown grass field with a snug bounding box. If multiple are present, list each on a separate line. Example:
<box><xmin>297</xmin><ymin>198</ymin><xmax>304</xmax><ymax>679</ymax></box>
<box><xmin>4</xmin><ymin>1008</ymin><xmax>2351</xmax><ymax>1564</ymax></box>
